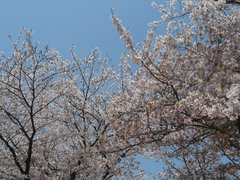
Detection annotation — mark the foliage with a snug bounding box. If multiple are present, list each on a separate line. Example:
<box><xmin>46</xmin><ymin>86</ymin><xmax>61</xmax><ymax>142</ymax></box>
<box><xmin>0</xmin><ymin>29</ymin><xmax>142</xmax><ymax>179</ymax></box>
<box><xmin>111</xmin><ymin>0</ymin><xmax>240</xmax><ymax>179</ymax></box>
<box><xmin>0</xmin><ymin>0</ymin><xmax>240</xmax><ymax>179</ymax></box>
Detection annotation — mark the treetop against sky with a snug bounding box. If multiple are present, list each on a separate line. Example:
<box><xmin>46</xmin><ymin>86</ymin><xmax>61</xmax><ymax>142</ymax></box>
<box><xmin>0</xmin><ymin>0</ymin><xmax>239</xmax><ymax>179</ymax></box>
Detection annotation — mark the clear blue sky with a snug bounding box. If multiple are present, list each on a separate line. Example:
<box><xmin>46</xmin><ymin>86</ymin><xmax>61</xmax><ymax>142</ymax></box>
<box><xmin>0</xmin><ymin>0</ymin><xmax>165</xmax><ymax>177</ymax></box>
<box><xmin>0</xmin><ymin>0</ymin><xmax>163</xmax><ymax>60</ymax></box>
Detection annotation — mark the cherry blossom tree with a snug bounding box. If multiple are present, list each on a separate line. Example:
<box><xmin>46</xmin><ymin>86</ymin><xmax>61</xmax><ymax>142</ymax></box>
<box><xmin>50</xmin><ymin>47</ymin><xmax>143</xmax><ymax>179</ymax></box>
<box><xmin>111</xmin><ymin>0</ymin><xmax>240</xmax><ymax>179</ymax></box>
<box><xmin>0</xmin><ymin>29</ymin><xmax>71</xmax><ymax>179</ymax></box>
<box><xmin>1</xmin><ymin>0</ymin><xmax>240</xmax><ymax>179</ymax></box>
<box><xmin>0</xmin><ymin>29</ymin><xmax>147</xmax><ymax>180</ymax></box>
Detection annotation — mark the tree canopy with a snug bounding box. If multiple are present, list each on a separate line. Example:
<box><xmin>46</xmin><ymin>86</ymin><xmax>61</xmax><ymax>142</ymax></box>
<box><xmin>0</xmin><ymin>0</ymin><xmax>239</xmax><ymax>179</ymax></box>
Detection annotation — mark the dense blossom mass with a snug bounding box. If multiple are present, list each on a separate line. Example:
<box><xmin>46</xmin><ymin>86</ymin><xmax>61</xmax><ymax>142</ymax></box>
<box><xmin>111</xmin><ymin>0</ymin><xmax>240</xmax><ymax>179</ymax></box>
<box><xmin>0</xmin><ymin>0</ymin><xmax>239</xmax><ymax>179</ymax></box>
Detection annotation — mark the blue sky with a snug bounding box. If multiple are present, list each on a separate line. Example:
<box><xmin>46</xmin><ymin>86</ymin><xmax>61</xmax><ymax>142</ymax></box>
<box><xmin>0</xmin><ymin>0</ymin><xmax>162</xmax><ymax>61</ymax></box>
<box><xmin>0</xmin><ymin>0</ymin><xmax>165</xmax><ymax>176</ymax></box>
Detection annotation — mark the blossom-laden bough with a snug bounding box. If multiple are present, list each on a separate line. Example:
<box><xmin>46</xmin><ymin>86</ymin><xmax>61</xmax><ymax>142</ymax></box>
<box><xmin>111</xmin><ymin>0</ymin><xmax>240</xmax><ymax>179</ymax></box>
<box><xmin>0</xmin><ymin>29</ymin><xmax>144</xmax><ymax>179</ymax></box>
<box><xmin>0</xmin><ymin>0</ymin><xmax>240</xmax><ymax>179</ymax></box>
